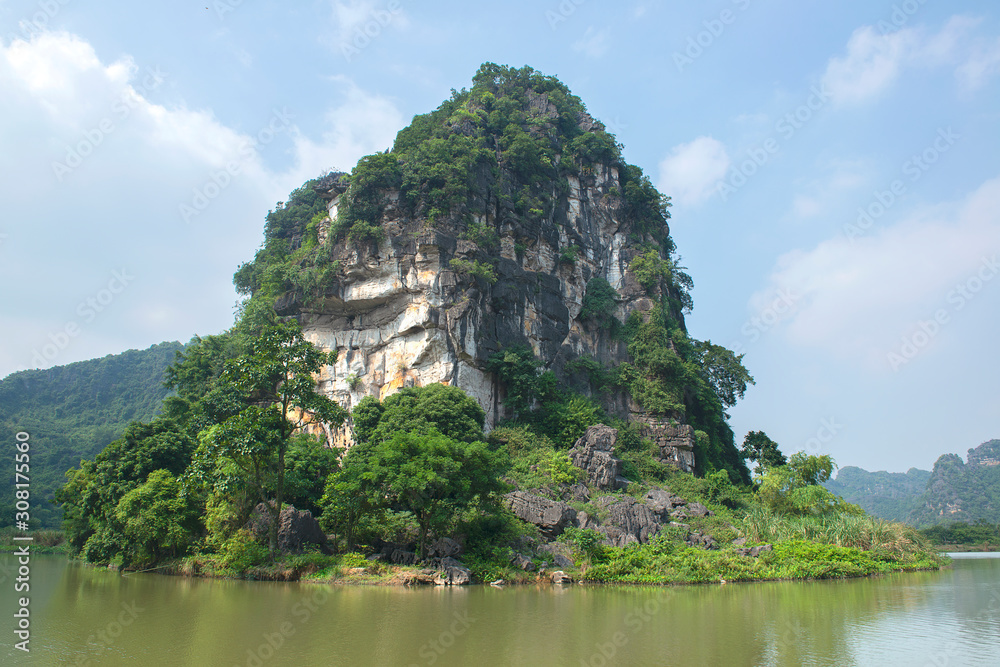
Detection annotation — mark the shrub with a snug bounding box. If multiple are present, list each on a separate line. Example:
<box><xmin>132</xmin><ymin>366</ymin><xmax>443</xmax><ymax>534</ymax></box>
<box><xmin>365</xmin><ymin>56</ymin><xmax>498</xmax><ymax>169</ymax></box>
<box><xmin>220</xmin><ymin>529</ymin><xmax>269</xmax><ymax>571</ymax></box>
<box><xmin>449</xmin><ymin>259</ymin><xmax>497</xmax><ymax>284</ymax></box>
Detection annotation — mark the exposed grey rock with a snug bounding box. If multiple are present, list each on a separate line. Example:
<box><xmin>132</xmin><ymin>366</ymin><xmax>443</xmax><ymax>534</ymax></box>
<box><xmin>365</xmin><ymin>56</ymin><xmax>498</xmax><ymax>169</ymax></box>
<box><xmin>735</xmin><ymin>544</ymin><xmax>773</xmax><ymax>558</ymax></box>
<box><xmin>389</xmin><ymin>549</ymin><xmax>419</xmax><ymax>565</ymax></box>
<box><xmin>504</xmin><ymin>491</ymin><xmax>578</xmax><ymax>538</ymax></box>
<box><xmin>685</xmin><ymin>502</ymin><xmax>714</xmax><ymax>518</ymax></box>
<box><xmin>633</xmin><ymin>417</ymin><xmax>697</xmax><ymax>473</ymax></box>
<box><xmin>596</xmin><ymin>497</ymin><xmax>661</xmax><ymax>546</ymax></box>
<box><xmin>552</xmin><ymin>554</ymin><xmax>574</xmax><ymax>569</ymax></box>
<box><xmin>568</xmin><ymin>425</ymin><xmax>630</xmax><ymax>491</ymax></box>
<box><xmin>247</xmin><ymin>504</ymin><xmax>326</xmax><ymax>554</ymax></box>
<box><xmin>670</xmin><ymin>502</ymin><xmax>714</xmax><ymax>520</ymax></box>
<box><xmin>644</xmin><ymin>488</ymin><xmax>684</xmax><ymax>518</ymax></box>
<box><xmin>434</xmin><ymin>557</ymin><xmax>473</xmax><ymax>585</ymax></box>
<box><xmin>510</xmin><ymin>552</ymin><xmax>535</xmax><ymax>571</ymax></box>
<box><xmin>731</xmin><ymin>537</ymin><xmax>747</xmax><ymax>547</ymax></box>
<box><xmin>686</xmin><ymin>532</ymin><xmax>718</xmax><ymax>550</ymax></box>
<box><xmin>576</xmin><ymin>511</ymin><xmax>600</xmax><ymax>530</ymax></box>
<box><xmin>563</xmin><ymin>483</ymin><xmax>591</xmax><ymax>503</ymax></box>
<box><xmin>427</xmin><ymin>537</ymin><xmax>462</xmax><ymax>558</ymax></box>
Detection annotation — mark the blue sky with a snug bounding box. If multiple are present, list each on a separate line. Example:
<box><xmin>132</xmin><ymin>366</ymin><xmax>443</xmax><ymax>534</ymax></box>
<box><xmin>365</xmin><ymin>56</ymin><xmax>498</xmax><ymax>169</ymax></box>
<box><xmin>1</xmin><ymin>0</ymin><xmax>998</xmax><ymax>473</ymax></box>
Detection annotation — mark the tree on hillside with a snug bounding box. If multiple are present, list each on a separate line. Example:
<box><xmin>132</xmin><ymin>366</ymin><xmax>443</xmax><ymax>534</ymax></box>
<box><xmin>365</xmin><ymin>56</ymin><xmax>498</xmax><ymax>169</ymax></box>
<box><xmin>322</xmin><ymin>383</ymin><xmax>505</xmax><ymax>557</ymax></box>
<box><xmin>191</xmin><ymin>309</ymin><xmax>346</xmax><ymax>556</ymax></box>
<box><xmin>55</xmin><ymin>418</ymin><xmax>197</xmax><ymax>564</ymax></box>
<box><xmin>347</xmin><ymin>431</ymin><xmax>503</xmax><ymax>559</ymax></box>
<box><xmin>352</xmin><ymin>382</ymin><xmax>486</xmax><ymax>448</ymax></box>
<box><xmin>757</xmin><ymin>452</ymin><xmax>856</xmax><ymax>516</ymax></box>
<box><xmin>742</xmin><ymin>430</ymin><xmax>787</xmax><ymax>476</ymax></box>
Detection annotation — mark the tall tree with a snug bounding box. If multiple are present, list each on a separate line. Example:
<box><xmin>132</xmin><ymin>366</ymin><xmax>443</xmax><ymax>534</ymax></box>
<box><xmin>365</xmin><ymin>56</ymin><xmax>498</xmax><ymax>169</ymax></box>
<box><xmin>193</xmin><ymin>310</ymin><xmax>346</xmax><ymax>556</ymax></box>
<box><xmin>742</xmin><ymin>430</ymin><xmax>787</xmax><ymax>476</ymax></box>
<box><xmin>360</xmin><ymin>431</ymin><xmax>503</xmax><ymax>559</ymax></box>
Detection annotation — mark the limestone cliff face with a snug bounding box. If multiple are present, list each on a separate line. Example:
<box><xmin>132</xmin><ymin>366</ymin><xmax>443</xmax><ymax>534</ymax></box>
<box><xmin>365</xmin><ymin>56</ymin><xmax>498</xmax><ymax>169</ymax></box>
<box><xmin>295</xmin><ymin>159</ymin><xmax>659</xmax><ymax>441</ymax></box>
<box><xmin>242</xmin><ymin>66</ymin><xmax>713</xmax><ymax>467</ymax></box>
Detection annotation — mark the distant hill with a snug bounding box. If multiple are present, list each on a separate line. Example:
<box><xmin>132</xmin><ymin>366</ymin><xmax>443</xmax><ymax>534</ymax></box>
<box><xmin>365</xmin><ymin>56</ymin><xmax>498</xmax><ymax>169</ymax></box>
<box><xmin>0</xmin><ymin>342</ymin><xmax>184</xmax><ymax>528</ymax></box>
<box><xmin>823</xmin><ymin>466</ymin><xmax>931</xmax><ymax>522</ymax></box>
<box><xmin>824</xmin><ymin>440</ymin><xmax>1000</xmax><ymax>526</ymax></box>
<box><xmin>908</xmin><ymin>440</ymin><xmax>1000</xmax><ymax>526</ymax></box>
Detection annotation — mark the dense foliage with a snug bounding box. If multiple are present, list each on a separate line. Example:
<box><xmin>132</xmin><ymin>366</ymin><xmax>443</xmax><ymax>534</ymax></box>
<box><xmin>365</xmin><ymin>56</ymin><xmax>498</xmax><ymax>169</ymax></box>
<box><xmin>57</xmin><ymin>305</ymin><xmax>346</xmax><ymax>566</ymax></box>
<box><xmin>918</xmin><ymin>520</ymin><xmax>1000</xmax><ymax>547</ymax></box>
<box><xmin>0</xmin><ymin>342</ymin><xmax>183</xmax><ymax>528</ymax></box>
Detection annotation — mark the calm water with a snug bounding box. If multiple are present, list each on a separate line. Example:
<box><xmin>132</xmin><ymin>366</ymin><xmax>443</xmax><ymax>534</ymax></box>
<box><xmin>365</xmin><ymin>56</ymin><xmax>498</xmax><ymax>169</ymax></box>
<box><xmin>1</xmin><ymin>553</ymin><xmax>998</xmax><ymax>666</ymax></box>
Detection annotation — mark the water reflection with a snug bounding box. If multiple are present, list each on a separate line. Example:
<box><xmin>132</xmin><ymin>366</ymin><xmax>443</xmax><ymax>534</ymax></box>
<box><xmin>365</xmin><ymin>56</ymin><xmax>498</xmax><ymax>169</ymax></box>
<box><xmin>1</xmin><ymin>554</ymin><xmax>997</xmax><ymax>666</ymax></box>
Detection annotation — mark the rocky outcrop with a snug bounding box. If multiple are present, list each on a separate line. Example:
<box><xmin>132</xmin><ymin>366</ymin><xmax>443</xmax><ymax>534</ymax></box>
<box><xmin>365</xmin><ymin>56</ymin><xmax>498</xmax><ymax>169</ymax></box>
<box><xmin>550</xmin><ymin>570</ymin><xmax>573</xmax><ymax>584</ymax></box>
<box><xmin>504</xmin><ymin>485</ymin><xmax>720</xmax><ymax>553</ymax></box>
<box><xmin>503</xmin><ymin>491</ymin><xmax>578</xmax><ymax>539</ymax></box>
<box><xmin>735</xmin><ymin>544</ymin><xmax>772</xmax><ymax>557</ymax></box>
<box><xmin>426</xmin><ymin>537</ymin><xmax>462</xmax><ymax>558</ymax></box>
<box><xmin>634</xmin><ymin>416</ymin><xmax>697</xmax><ymax>473</ymax></box>
<box><xmin>432</xmin><ymin>557</ymin><xmax>473</xmax><ymax>585</ymax></box>
<box><xmin>568</xmin><ymin>425</ymin><xmax>630</xmax><ymax>490</ymax></box>
<box><xmin>968</xmin><ymin>439</ymin><xmax>1000</xmax><ymax>467</ymax></box>
<box><xmin>644</xmin><ymin>488</ymin><xmax>686</xmax><ymax>518</ymax></box>
<box><xmin>247</xmin><ymin>504</ymin><xmax>327</xmax><ymax>554</ymax></box>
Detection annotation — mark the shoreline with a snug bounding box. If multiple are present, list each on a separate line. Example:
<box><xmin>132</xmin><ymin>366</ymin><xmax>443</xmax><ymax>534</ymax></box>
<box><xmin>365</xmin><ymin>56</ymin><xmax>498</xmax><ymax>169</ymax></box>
<box><xmin>13</xmin><ymin>551</ymin><xmax>947</xmax><ymax>588</ymax></box>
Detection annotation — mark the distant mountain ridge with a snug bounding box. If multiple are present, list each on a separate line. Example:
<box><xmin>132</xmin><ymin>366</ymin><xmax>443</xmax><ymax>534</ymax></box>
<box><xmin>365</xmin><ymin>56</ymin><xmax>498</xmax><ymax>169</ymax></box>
<box><xmin>908</xmin><ymin>439</ymin><xmax>1000</xmax><ymax>526</ymax></box>
<box><xmin>823</xmin><ymin>466</ymin><xmax>931</xmax><ymax>523</ymax></box>
<box><xmin>825</xmin><ymin>439</ymin><xmax>1000</xmax><ymax>526</ymax></box>
<box><xmin>0</xmin><ymin>342</ymin><xmax>184</xmax><ymax>527</ymax></box>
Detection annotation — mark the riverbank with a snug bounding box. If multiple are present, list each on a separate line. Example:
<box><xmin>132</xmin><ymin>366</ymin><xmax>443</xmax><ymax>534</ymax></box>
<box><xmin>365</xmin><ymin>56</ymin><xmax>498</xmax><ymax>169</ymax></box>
<box><xmin>103</xmin><ymin>539</ymin><xmax>946</xmax><ymax>587</ymax></box>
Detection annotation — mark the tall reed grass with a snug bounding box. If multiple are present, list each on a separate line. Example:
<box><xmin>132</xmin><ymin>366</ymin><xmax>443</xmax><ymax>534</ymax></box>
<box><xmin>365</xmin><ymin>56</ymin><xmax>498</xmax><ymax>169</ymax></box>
<box><xmin>736</xmin><ymin>508</ymin><xmax>923</xmax><ymax>556</ymax></box>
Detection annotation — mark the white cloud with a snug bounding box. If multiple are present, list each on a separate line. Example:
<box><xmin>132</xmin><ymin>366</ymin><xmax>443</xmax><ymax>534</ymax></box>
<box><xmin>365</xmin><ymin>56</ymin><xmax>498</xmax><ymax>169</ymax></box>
<box><xmin>282</xmin><ymin>76</ymin><xmax>404</xmax><ymax>191</ymax></box>
<box><xmin>822</xmin><ymin>16</ymin><xmax>1000</xmax><ymax>105</ymax></box>
<box><xmin>786</xmin><ymin>160</ymin><xmax>869</xmax><ymax>221</ymax></box>
<box><xmin>0</xmin><ymin>31</ymin><xmax>404</xmax><ymax>378</ymax></box>
<box><xmin>657</xmin><ymin>136</ymin><xmax>730</xmax><ymax>207</ymax></box>
<box><xmin>328</xmin><ymin>0</ymin><xmax>409</xmax><ymax>55</ymax></box>
<box><xmin>822</xmin><ymin>26</ymin><xmax>917</xmax><ymax>105</ymax></box>
<box><xmin>957</xmin><ymin>36</ymin><xmax>1000</xmax><ymax>91</ymax></box>
<box><xmin>572</xmin><ymin>27</ymin><xmax>611</xmax><ymax>59</ymax></box>
<box><xmin>753</xmin><ymin>175</ymin><xmax>1000</xmax><ymax>367</ymax></box>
